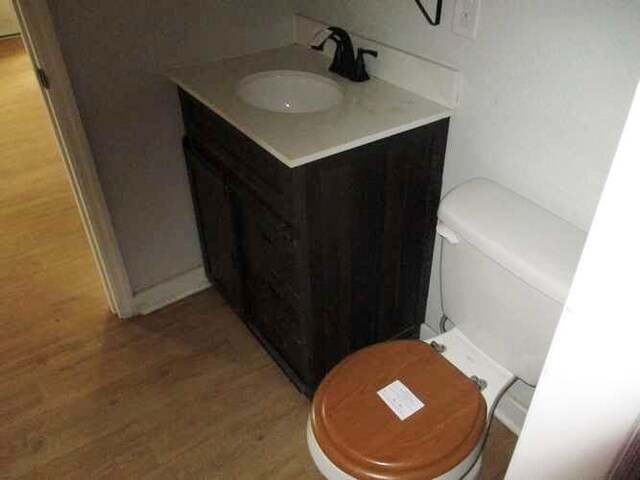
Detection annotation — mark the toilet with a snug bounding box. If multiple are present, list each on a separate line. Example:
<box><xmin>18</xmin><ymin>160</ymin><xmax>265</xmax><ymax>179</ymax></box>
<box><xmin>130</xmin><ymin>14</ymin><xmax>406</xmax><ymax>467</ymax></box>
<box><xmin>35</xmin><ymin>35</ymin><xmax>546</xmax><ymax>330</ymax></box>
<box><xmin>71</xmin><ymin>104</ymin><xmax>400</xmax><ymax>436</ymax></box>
<box><xmin>306</xmin><ymin>178</ymin><xmax>586</xmax><ymax>480</ymax></box>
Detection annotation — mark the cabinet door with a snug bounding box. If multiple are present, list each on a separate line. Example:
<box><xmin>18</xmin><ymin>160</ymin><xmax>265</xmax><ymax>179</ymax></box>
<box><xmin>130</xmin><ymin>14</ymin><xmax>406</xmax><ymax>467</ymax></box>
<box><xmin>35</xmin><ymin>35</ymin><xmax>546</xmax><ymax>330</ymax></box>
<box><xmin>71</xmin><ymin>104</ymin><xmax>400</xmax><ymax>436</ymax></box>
<box><xmin>184</xmin><ymin>139</ymin><xmax>244</xmax><ymax>313</ymax></box>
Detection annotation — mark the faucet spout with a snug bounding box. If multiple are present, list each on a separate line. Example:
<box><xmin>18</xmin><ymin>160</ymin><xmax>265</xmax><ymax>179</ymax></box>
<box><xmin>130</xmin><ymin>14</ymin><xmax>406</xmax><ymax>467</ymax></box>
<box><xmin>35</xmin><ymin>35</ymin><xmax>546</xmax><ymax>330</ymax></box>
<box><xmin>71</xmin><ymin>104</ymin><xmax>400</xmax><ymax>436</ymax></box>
<box><xmin>311</xmin><ymin>26</ymin><xmax>375</xmax><ymax>82</ymax></box>
<box><xmin>325</xmin><ymin>27</ymin><xmax>356</xmax><ymax>79</ymax></box>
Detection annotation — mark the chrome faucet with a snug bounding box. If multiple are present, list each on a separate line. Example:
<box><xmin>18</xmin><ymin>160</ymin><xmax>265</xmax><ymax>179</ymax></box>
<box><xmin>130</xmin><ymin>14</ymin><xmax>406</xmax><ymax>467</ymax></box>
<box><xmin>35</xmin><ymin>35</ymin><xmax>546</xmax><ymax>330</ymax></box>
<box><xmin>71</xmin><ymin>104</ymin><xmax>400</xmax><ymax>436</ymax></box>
<box><xmin>311</xmin><ymin>27</ymin><xmax>378</xmax><ymax>82</ymax></box>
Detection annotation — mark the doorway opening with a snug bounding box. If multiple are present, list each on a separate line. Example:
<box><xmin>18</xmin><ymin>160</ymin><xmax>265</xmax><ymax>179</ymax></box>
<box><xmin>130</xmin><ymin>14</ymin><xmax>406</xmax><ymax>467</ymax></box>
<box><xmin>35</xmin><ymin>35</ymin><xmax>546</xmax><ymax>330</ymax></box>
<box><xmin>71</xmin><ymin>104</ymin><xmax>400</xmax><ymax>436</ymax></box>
<box><xmin>0</xmin><ymin>33</ymin><xmax>109</xmax><ymax>325</ymax></box>
<box><xmin>4</xmin><ymin>0</ymin><xmax>135</xmax><ymax>319</ymax></box>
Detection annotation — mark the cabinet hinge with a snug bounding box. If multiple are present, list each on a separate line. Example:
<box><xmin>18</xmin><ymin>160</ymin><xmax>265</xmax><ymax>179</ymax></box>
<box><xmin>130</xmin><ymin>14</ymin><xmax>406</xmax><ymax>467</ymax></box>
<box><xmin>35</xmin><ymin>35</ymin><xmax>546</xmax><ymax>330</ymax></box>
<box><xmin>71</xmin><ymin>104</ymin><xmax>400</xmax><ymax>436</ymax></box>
<box><xmin>36</xmin><ymin>67</ymin><xmax>51</xmax><ymax>90</ymax></box>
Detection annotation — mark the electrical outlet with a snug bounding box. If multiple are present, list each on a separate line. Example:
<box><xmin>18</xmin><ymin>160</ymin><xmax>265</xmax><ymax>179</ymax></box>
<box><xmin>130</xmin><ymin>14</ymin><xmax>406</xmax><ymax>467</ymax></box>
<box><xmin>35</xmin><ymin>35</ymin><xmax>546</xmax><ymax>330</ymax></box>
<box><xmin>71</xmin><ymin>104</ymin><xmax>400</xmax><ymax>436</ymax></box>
<box><xmin>453</xmin><ymin>0</ymin><xmax>481</xmax><ymax>40</ymax></box>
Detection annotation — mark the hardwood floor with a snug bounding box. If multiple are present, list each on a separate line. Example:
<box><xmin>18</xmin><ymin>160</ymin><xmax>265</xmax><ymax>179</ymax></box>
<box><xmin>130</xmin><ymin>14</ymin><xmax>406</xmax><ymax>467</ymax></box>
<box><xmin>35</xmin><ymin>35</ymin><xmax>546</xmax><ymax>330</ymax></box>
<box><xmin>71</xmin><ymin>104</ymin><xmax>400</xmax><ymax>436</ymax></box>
<box><xmin>0</xmin><ymin>36</ymin><xmax>517</xmax><ymax>479</ymax></box>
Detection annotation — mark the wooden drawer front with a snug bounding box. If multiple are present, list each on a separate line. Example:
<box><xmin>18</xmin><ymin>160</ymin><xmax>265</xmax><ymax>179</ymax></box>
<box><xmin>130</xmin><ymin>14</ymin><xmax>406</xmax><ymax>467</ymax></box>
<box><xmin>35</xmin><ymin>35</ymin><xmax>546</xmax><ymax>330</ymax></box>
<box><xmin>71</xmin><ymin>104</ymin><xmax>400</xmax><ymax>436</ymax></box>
<box><xmin>179</xmin><ymin>90</ymin><xmax>294</xmax><ymax>213</ymax></box>
<box><xmin>249</xmin><ymin>276</ymin><xmax>305</xmax><ymax>376</ymax></box>
<box><xmin>245</xmin><ymin>197</ymin><xmax>299</xmax><ymax>294</ymax></box>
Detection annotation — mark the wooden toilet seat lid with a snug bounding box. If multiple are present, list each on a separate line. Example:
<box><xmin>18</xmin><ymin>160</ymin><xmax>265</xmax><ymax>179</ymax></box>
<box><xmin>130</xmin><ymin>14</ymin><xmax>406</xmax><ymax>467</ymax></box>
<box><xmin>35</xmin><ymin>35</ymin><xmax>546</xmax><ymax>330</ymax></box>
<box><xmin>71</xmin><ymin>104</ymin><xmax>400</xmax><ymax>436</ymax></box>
<box><xmin>310</xmin><ymin>340</ymin><xmax>487</xmax><ymax>480</ymax></box>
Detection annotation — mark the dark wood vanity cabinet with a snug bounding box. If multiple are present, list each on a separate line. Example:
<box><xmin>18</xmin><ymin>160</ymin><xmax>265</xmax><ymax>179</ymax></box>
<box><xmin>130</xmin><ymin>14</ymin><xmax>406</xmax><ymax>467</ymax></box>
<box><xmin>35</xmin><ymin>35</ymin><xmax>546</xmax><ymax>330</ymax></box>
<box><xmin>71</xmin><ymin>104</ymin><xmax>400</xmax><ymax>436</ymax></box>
<box><xmin>179</xmin><ymin>89</ymin><xmax>449</xmax><ymax>395</ymax></box>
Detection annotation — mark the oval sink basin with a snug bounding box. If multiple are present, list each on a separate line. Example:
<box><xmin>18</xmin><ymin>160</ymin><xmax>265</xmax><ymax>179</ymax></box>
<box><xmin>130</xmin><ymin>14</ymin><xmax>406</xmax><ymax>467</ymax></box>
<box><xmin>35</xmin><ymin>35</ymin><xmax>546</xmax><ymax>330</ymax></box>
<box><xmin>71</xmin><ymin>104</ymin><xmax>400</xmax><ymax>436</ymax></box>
<box><xmin>236</xmin><ymin>70</ymin><xmax>343</xmax><ymax>113</ymax></box>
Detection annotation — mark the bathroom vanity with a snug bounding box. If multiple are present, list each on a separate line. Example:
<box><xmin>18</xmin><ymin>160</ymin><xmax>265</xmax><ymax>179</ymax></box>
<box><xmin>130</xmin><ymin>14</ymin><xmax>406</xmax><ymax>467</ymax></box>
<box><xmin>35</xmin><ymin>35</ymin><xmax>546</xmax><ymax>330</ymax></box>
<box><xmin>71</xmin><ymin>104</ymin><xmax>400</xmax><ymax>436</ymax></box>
<box><xmin>169</xmin><ymin>44</ymin><xmax>451</xmax><ymax>395</ymax></box>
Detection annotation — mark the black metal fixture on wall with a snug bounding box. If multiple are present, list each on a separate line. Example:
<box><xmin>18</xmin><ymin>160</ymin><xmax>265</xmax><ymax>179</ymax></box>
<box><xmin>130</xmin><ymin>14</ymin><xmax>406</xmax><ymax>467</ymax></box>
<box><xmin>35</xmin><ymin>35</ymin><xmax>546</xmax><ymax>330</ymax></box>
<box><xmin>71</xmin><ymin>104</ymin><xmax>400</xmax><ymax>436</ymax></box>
<box><xmin>414</xmin><ymin>0</ymin><xmax>443</xmax><ymax>26</ymax></box>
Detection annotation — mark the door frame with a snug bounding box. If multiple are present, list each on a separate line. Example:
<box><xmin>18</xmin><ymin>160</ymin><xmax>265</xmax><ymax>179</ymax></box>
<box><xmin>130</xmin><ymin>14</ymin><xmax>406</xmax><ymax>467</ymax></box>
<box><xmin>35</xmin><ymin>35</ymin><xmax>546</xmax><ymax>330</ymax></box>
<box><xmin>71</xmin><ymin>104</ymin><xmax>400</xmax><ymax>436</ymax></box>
<box><xmin>12</xmin><ymin>0</ymin><xmax>135</xmax><ymax>317</ymax></box>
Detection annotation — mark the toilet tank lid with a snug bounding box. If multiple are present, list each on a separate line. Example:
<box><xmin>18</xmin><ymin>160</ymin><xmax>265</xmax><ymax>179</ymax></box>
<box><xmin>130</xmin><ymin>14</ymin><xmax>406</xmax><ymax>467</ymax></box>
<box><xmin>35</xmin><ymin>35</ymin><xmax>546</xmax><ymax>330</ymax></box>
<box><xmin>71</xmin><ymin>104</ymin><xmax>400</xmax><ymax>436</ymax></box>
<box><xmin>438</xmin><ymin>179</ymin><xmax>586</xmax><ymax>304</ymax></box>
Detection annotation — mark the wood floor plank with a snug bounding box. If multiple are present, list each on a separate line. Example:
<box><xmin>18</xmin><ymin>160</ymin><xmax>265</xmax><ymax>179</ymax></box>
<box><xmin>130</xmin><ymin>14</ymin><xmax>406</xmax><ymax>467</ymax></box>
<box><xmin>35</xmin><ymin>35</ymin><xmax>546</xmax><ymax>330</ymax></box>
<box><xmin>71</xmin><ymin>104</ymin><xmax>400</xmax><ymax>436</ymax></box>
<box><xmin>1</xmin><ymin>36</ymin><xmax>517</xmax><ymax>479</ymax></box>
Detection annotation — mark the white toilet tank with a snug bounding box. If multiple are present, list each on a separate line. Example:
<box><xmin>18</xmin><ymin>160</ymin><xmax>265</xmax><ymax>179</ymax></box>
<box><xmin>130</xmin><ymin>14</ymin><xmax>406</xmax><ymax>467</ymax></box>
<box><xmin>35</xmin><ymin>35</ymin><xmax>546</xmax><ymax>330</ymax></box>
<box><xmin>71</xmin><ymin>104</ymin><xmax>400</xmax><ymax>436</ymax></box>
<box><xmin>437</xmin><ymin>179</ymin><xmax>586</xmax><ymax>386</ymax></box>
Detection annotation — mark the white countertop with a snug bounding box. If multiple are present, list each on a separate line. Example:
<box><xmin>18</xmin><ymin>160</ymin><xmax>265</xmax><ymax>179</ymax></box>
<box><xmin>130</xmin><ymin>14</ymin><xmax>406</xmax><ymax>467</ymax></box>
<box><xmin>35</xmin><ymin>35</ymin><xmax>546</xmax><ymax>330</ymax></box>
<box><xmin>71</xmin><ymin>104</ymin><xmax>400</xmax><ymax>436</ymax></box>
<box><xmin>167</xmin><ymin>45</ymin><xmax>452</xmax><ymax>168</ymax></box>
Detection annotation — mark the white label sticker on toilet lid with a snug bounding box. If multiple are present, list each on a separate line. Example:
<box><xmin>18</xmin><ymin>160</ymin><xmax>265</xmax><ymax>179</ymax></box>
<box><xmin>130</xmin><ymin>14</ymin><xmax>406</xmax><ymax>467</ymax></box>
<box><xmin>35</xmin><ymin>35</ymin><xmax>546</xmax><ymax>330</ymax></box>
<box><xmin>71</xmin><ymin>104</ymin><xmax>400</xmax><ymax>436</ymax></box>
<box><xmin>377</xmin><ymin>380</ymin><xmax>425</xmax><ymax>420</ymax></box>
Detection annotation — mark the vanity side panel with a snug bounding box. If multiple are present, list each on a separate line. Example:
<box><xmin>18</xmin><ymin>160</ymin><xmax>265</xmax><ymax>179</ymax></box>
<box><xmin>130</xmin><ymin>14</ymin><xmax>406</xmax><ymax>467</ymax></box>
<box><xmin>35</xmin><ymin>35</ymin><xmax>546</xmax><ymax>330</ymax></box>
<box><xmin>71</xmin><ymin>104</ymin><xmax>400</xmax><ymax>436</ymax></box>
<box><xmin>304</xmin><ymin>123</ymin><xmax>447</xmax><ymax>384</ymax></box>
<box><xmin>304</xmin><ymin>155</ymin><xmax>358</xmax><ymax>381</ymax></box>
<box><xmin>416</xmin><ymin>119</ymin><xmax>449</xmax><ymax>331</ymax></box>
<box><xmin>380</xmin><ymin>119</ymin><xmax>449</xmax><ymax>339</ymax></box>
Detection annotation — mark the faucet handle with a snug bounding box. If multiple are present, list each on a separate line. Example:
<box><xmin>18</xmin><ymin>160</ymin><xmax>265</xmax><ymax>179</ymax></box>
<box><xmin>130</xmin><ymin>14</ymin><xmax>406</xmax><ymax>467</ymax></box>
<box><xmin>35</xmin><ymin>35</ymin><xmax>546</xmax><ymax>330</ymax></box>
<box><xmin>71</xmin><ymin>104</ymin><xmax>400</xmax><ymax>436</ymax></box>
<box><xmin>352</xmin><ymin>48</ymin><xmax>378</xmax><ymax>82</ymax></box>
<box><xmin>310</xmin><ymin>29</ymin><xmax>339</xmax><ymax>51</ymax></box>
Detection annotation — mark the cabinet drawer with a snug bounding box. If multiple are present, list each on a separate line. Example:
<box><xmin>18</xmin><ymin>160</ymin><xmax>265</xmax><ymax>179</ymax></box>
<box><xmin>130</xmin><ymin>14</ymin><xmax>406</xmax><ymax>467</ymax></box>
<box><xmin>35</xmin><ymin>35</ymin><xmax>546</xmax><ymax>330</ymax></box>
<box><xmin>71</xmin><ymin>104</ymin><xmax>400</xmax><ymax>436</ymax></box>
<box><xmin>179</xmin><ymin>90</ymin><xmax>294</xmax><ymax>216</ymax></box>
<box><xmin>244</xmin><ymin>196</ymin><xmax>300</xmax><ymax>294</ymax></box>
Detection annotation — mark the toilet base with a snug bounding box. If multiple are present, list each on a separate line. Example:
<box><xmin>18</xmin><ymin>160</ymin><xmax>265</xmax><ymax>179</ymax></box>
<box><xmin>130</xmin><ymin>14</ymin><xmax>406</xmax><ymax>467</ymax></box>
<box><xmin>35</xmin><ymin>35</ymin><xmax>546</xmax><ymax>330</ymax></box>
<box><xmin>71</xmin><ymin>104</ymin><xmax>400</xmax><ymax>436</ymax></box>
<box><xmin>307</xmin><ymin>419</ymin><xmax>484</xmax><ymax>480</ymax></box>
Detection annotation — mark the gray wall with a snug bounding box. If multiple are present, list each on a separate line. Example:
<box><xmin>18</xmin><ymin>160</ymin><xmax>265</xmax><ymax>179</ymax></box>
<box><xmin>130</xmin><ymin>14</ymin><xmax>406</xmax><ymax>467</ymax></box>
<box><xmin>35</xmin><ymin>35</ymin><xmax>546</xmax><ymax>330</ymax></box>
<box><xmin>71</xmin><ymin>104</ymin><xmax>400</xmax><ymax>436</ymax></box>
<box><xmin>48</xmin><ymin>0</ymin><xmax>294</xmax><ymax>293</ymax></box>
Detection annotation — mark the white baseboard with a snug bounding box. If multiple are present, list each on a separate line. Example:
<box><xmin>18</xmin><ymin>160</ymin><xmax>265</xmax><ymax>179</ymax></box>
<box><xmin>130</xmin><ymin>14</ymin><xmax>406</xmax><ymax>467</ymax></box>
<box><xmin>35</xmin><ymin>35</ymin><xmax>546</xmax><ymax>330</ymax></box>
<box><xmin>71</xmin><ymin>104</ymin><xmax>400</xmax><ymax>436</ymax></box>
<box><xmin>494</xmin><ymin>391</ymin><xmax>528</xmax><ymax>436</ymax></box>
<box><xmin>133</xmin><ymin>267</ymin><xmax>210</xmax><ymax>315</ymax></box>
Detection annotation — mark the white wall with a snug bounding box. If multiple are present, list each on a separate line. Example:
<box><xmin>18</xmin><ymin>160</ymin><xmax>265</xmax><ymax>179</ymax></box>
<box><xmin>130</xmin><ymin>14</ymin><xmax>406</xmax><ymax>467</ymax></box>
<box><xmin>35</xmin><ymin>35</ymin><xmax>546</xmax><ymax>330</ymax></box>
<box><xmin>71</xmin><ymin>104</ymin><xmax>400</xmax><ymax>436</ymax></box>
<box><xmin>47</xmin><ymin>0</ymin><xmax>294</xmax><ymax>293</ymax></box>
<box><xmin>0</xmin><ymin>0</ymin><xmax>19</xmax><ymax>36</ymax></box>
<box><xmin>506</xmin><ymin>81</ymin><xmax>640</xmax><ymax>480</ymax></box>
<box><xmin>296</xmin><ymin>0</ymin><xmax>640</xmax><ymax>416</ymax></box>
